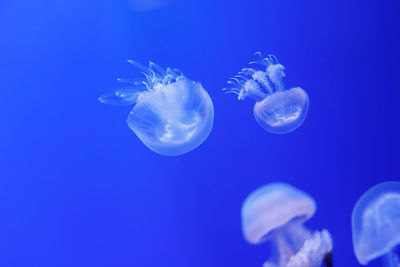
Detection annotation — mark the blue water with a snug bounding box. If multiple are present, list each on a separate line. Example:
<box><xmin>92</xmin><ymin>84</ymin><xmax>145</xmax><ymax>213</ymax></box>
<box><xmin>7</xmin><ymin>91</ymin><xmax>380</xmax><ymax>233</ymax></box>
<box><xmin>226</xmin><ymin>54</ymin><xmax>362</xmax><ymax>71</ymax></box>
<box><xmin>1</xmin><ymin>0</ymin><xmax>399</xmax><ymax>266</ymax></box>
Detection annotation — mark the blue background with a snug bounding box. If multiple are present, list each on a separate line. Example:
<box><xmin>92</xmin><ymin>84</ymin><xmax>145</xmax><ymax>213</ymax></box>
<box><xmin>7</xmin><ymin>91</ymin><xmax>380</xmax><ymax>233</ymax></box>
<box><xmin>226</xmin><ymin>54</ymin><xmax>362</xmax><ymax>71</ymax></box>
<box><xmin>1</xmin><ymin>0</ymin><xmax>399</xmax><ymax>266</ymax></box>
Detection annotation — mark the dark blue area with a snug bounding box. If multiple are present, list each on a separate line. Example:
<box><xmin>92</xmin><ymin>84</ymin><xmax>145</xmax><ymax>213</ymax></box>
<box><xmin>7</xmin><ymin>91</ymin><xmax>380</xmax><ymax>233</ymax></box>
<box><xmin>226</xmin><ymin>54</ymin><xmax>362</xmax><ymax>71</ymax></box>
<box><xmin>0</xmin><ymin>0</ymin><xmax>399</xmax><ymax>266</ymax></box>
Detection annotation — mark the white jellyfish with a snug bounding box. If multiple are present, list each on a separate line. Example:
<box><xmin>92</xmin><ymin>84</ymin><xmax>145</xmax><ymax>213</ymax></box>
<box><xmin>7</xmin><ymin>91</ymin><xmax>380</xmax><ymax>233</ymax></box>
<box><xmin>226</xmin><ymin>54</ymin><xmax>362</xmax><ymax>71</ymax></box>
<box><xmin>99</xmin><ymin>60</ymin><xmax>214</xmax><ymax>156</ymax></box>
<box><xmin>223</xmin><ymin>53</ymin><xmax>309</xmax><ymax>134</ymax></box>
<box><xmin>241</xmin><ymin>183</ymin><xmax>333</xmax><ymax>267</ymax></box>
<box><xmin>351</xmin><ymin>181</ymin><xmax>400</xmax><ymax>266</ymax></box>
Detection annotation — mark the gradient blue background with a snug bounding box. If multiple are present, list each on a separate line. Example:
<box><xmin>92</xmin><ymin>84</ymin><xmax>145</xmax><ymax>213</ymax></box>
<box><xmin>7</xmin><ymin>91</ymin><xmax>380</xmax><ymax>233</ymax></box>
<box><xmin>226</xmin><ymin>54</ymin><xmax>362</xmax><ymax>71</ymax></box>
<box><xmin>1</xmin><ymin>0</ymin><xmax>399</xmax><ymax>266</ymax></box>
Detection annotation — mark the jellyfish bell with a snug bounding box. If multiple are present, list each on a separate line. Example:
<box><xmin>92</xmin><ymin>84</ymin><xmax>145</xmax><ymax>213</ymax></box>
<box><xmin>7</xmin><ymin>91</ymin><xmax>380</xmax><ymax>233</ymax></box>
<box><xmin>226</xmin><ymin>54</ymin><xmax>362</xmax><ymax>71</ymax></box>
<box><xmin>253</xmin><ymin>87</ymin><xmax>309</xmax><ymax>134</ymax></box>
<box><xmin>224</xmin><ymin>53</ymin><xmax>309</xmax><ymax>134</ymax></box>
<box><xmin>127</xmin><ymin>78</ymin><xmax>213</xmax><ymax>156</ymax></box>
<box><xmin>351</xmin><ymin>181</ymin><xmax>400</xmax><ymax>266</ymax></box>
<box><xmin>241</xmin><ymin>183</ymin><xmax>316</xmax><ymax>244</ymax></box>
<box><xmin>99</xmin><ymin>60</ymin><xmax>214</xmax><ymax>156</ymax></box>
<box><xmin>241</xmin><ymin>183</ymin><xmax>333</xmax><ymax>267</ymax></box>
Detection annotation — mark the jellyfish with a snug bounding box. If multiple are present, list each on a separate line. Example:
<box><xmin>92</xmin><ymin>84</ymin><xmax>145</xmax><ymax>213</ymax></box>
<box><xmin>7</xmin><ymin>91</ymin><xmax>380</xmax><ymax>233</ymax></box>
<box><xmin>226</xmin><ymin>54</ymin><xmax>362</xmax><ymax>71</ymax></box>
<box><xmin>241</xmin><ymin>183</ymin><xmax>333</xmax><ymax>267</ymax></box>
<box><xmin>351</xmin><ymin>181</ymin><xmax>400</xmax><ymax>266</ymax></box>
<box><xmin>99</xmin><ymin>60</ymin><xmax>214</xmax><ymax>156</ymax></box>
<box><xmin>223</xmin><ymin>53</ymin><xmax>309</xmax><ymax>134</ymax></box>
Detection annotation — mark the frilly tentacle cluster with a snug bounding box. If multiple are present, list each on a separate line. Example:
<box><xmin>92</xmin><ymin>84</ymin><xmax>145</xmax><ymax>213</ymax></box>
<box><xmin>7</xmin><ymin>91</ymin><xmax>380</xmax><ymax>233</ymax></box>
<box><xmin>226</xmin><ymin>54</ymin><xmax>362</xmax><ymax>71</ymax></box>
<box><xmin>98</xmin><ymin>60</ymin><xmax>187</xmax><ymax>106</ymax></box>
<box><xmin>263</xmin><ymin>230</ymin><xmax>333</xmax><ymax>267</ymax></box>
<box><xmin>123</xmin><ymin>60</ymin><xmax>186</xmax><ymax>90</ymax></box>
<box><xmin>285</xmin><ymin>230</ymin><xmax>333</xmax><ymax>267</ymax></box>
<box><xmin>223</xmin><ymin>52</ymin><xmax>286</xmax><ymax>101</ymax></box>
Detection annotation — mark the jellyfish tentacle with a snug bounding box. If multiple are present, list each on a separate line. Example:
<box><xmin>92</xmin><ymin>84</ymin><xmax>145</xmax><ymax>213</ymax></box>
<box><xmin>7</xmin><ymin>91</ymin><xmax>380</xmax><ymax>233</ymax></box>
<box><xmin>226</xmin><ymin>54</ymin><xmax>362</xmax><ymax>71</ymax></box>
<box><xmin>224</xmin><ymin>77</ymin><xmax>245</xmax><ymax>99</ymax></box>
<box><xmin>127</xmin><ymin>59</ymin><xmax>160</xmax><ymax>87</ymax></box>
<box><xmin>242</xmin><ymin>79</ymin><xmax>266</xmax><ymax>100</ymax></box>
<box><xmin>234</xmin><ymin>74</ymin><xmax>247</xmax><ymax>79</ymax></box>
<box><xmin>227</xmin><ymin>77</ymin><xmax>245</xmax><ymax>89</ymax></box>
<box><xmin>142</xmin><ymin>81</ymin><xmax>152</xmax><ymax>91</ymax></box>
<box><xmin>163</xmin><ymin>75</ymin><xmax>175</xmax><ymax>85</ymax></box>
<box><xmin>268</xmin><ymin>54</ymin><xmax>280</xmax><ymax>64</ymax></box>
<box><xmin>234</xmin><ymin>75</ymin><xmax>249</xmax><ymax>86</ymax></box>
<box><xmin>254</xmin><ymin>51</ymin><xmax>265</xmax><ymax>61</ymax></box>
<box><xmin>230</xmin><ymin>77</ymin><xmax>244</xmax><ymax>84</ymax></box>
<box><xmin>274</xmin><ymin>232</ymin><xmax>295</xmax><ymax>265</ymax></box>
<box><xmin>223</xmin><ymin>90</ymin><xmax>240</xmax><ymax>96</ymax></box>
<box><xmin>127</xmin><ymin>59</ymin><xmax>152</xmax><ymax>75</ymax></box>
<box><xmin>139</xmin><ymin>72</ymin><xmax>153</xmax><ymax>85</ymax></box>
<box><xmin>222</xmin><ymin>85</ymin><xmax>241</xmax><ymax>96</ymax></box>
<box><xmin>222</xmin><ymin>86</ymin><xmax>240</xmax><ymax>92</ymax></box>
<box><xmin>262</xmin><ymin>54</ymin><xmax>278</xmax><ymax>66</ymax></box>
<box><xmin>251</xmin><ymin>71</ymin><xmax>274</xmax><ymax>95</ymax></box>
<box><xmin>234</xmin><ymin>54</ymin><xmax>287</xmax><ymax>95</ymax></box>
<box><xmin>282</xmin><ymin>229</ymin><xmax>333</xmax><ymax>267</ymax></box>
<box><xmin>149</xmin><ymin>61</ymin><xmax>166</xmax><ymax>77</ymax></box>
<box><xmin>224</xmin><ymin>74</ymin><xmax>269</xmax><ymax>101</ymax></box>
<box><xmin>266</xmin><ymin>63</ymin><xmax>286</xmax><ymax>91</ymax></box>
<box><xmin>250</xmin><ymin>52</ymin><xmax>277</xmax><ymax>67</ymax></box>
<box><xmin>98</xmin><ymin>86</ymin><xmax>145</xmax><ymax>106</ymax></box>
<box><xmin>240</xmin><ymin>67</ymin><xmax>256</xmax><ymax>76</ymax></box>
<box><xmin>166</xmin><ymin>67</ymin><xmax>180</xmax><ymax>78</ymax></box>
<box><xmin>116</xmin><ymin>78</ymin><xmax>144</xmax><ymax>85</ymax></box>
<box><xmin>173</xmin><ymin>68</ymin><xmax>184</xmax><ymax>77</ymax></box>
<box><xmin>249</xmin><ymin>60</ymin><xmax>267</xmax><ymax>67</ymax></box>
<box><xmin>157</xmin><ymin>67</ymin><xmax>183</xmax><ymax>85</ymax></box>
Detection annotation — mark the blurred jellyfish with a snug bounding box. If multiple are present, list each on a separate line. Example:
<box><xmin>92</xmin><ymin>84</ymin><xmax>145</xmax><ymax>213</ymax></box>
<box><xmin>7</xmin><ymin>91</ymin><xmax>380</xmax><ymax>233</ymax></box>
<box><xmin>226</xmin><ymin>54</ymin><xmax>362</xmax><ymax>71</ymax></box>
<box><xmin>352</xmin><ymin>181</ymin><xmax>400</xmax><ymax>266</ymax></box>
<box><xmin>223</xmin><ymin>53</ymin><xmax>309</xmax><ymax>134</ymax></box>
<box><xmin>99</xmin><ymin>60</ymin><xmax>214</xmax><ymax>156</ymax></box>
<box><xmin>241</xmin><ymin>183</ymin><xmax>333</xmax><ymax>267</ymax></box>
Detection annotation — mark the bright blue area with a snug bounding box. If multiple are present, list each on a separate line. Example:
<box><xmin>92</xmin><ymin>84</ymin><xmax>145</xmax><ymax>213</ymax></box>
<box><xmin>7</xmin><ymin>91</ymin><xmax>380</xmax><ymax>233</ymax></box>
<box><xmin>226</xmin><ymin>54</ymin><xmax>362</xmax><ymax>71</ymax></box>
<box><xmin>0</xmin><ymin>0</ymin><xmax>399</xmax><ymax>266</ymax></box>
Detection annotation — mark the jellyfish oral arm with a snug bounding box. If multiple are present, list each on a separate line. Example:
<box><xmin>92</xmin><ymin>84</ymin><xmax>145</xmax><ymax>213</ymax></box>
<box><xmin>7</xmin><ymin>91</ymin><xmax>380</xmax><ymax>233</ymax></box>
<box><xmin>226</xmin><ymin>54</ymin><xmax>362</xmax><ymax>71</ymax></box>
<box><xmin>252</xmin><ymin>71</ymin><xmax>274</xmax><ymax>95</ymax></box>
<box><xmin>286</xmin><ymin>230</ymin><xmax>333</xmax><ymax>267</ymax></box>
<box><xmin>265</xmin><ymin>63</ymin><xmax>285</xmax><ymax>92</ymax></box>
<box><xmin>223</xmin><ymin>53</ymin><xmax>288</xmax><ymax>101</ymax></box>
<box><xmin>265</xmin><ymin>222</ymin><xmax>333</xmax><ymax>267</ymax></box>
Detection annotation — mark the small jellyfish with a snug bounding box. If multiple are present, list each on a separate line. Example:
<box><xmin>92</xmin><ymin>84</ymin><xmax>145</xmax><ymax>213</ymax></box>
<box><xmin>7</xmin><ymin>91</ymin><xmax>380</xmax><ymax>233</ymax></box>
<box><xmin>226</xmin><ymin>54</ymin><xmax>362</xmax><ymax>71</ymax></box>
<box><xmin>223</xmin><ymin>53</ymin><xmax>309</xmax><ymax>134</ymax></box>
<box><xmin>351</xmin><ymin>181</ymin><xmax>400</xmax><ymax>266</ymax></box>
<box><xmin>99</xmin><ymin>60</ymin><xmax>214</xmax><ymax>156</ymax></box>
<box><xmin>241</xmin><ymin>183</ymin><xmax>333</xmax><ymax>267</ymax></box>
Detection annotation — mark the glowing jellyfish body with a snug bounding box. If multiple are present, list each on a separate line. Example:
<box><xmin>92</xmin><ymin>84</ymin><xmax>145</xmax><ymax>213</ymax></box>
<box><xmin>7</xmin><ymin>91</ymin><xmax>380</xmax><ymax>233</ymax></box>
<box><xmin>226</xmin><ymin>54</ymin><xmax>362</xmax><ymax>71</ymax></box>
<box><xmin>241</xmin><ymin>183</ymin><xmax>333</xmax><ymax>267</ymax></box>
<box><xmin>99</xmin><ymin>60</ymin><xmax>214</xmax><ymax>156</ymax></box>
<box><xmin>224</xmin><ymin>53</ymin><xmax>309</xmax><ymax>134</ymax></box>
<box><xmin>352</xmin><ymin>181</ymin><xmax>400</xmax><ymax>266</ymax></box>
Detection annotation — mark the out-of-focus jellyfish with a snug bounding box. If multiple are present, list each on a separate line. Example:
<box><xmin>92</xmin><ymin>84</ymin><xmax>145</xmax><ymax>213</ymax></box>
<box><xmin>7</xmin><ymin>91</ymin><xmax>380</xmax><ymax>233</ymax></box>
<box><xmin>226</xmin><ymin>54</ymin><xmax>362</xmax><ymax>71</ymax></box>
<box><xmin>223</xmin><ymin>53</ymin><xmax>309</xmax><ymax>134</ymax></box>
<box><xmin>352</xmin><ymin>181</ymin><xmax>400</xmax><ymax>266</ymax></box>
<box><xmin>241</xmin><ymin>183</ymin><xmax>333</xmax><ymax>267</ymax></box>
<box><xmin>99</xmin><ymin>60</ymin><xmax>214</xmax><ymax>156</ymax></box>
